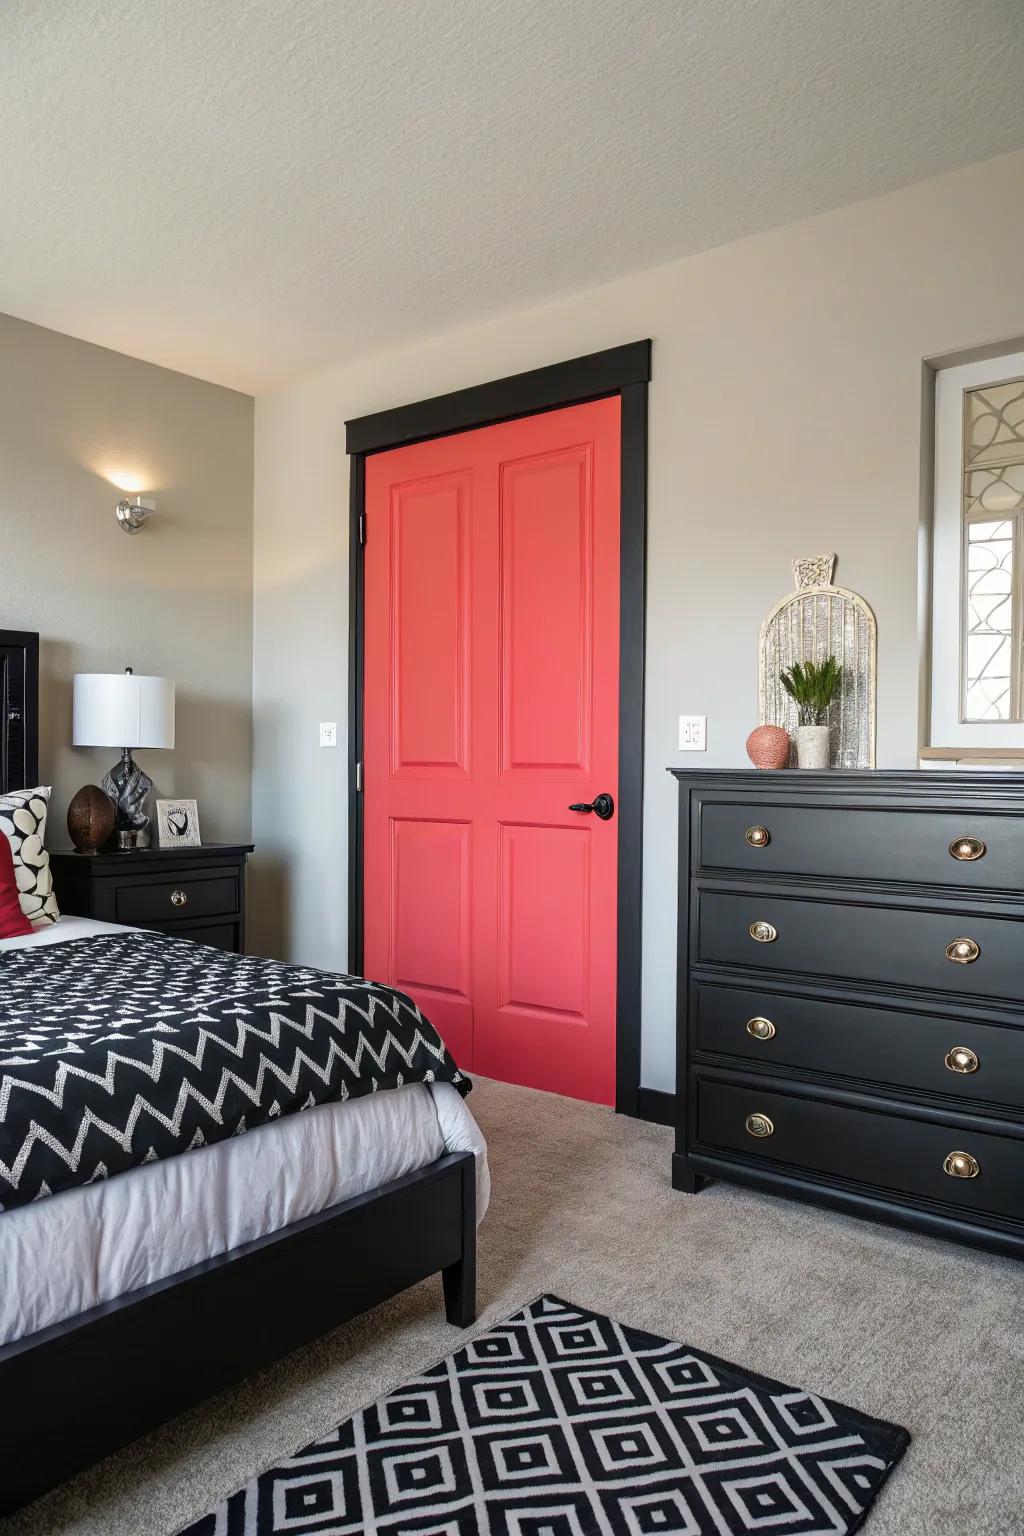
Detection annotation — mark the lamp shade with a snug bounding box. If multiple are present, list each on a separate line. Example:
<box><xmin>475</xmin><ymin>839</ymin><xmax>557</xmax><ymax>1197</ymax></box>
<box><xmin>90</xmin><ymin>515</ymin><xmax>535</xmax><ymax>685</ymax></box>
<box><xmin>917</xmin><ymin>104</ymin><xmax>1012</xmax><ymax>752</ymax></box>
<box><xmin>73</xmin><ymin>673</ymin><xmax>175</xmax><ymax>750</ymax></box>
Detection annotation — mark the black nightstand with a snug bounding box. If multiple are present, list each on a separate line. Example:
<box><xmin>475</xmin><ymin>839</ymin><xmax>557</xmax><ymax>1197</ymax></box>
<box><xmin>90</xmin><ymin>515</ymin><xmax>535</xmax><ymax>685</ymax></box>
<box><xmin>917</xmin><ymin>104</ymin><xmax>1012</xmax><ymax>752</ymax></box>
<box><xmin>50</xmin><ymin>844</ymin><xmax>254</xmax><ymax>954</ymax></box>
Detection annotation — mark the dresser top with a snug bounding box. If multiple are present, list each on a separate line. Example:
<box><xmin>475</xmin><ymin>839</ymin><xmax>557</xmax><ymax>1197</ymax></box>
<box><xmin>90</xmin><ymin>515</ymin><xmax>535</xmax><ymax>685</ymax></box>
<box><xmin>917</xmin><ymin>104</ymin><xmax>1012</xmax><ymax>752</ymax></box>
<box><xmin>668</xmin><ymin>768</ymin><xmax>1024</xmax><ymax>800</ymax></box>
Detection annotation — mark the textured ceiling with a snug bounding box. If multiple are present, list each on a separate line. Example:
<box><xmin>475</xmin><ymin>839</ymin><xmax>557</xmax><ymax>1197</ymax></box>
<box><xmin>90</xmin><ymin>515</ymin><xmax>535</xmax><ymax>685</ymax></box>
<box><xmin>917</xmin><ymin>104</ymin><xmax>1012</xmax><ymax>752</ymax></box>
<box><xmin>3</xmin><ymin>0</ymin><xmax>1024</xmax><ymax>394</ymax></box>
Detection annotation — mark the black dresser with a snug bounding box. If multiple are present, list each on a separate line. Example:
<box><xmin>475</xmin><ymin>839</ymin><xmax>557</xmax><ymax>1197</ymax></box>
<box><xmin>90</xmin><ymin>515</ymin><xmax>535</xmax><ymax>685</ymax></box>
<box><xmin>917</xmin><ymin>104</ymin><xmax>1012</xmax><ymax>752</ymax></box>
<box><xmin>671</xmin><ymin>770</ymin><xmax>1024</xmax><ymax>1259</ymax></box>
<box><xmin>51</xmin><ymin>844</ymin><xmax>254</xmax><ymax>954</ymax></box>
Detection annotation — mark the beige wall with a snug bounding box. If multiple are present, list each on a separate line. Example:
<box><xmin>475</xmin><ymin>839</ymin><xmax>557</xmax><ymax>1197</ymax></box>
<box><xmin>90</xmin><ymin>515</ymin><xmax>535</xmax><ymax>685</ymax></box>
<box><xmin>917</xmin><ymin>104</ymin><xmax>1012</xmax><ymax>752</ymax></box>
<box><xmin>252</xmin><ymin>149</ymin><xmax>1024</xmax><ymax>1092</ymax></box>
<box><xmin>0</xmin><ymin>313</ymin><xmax>254</xmax><ymax>846</ymax></box>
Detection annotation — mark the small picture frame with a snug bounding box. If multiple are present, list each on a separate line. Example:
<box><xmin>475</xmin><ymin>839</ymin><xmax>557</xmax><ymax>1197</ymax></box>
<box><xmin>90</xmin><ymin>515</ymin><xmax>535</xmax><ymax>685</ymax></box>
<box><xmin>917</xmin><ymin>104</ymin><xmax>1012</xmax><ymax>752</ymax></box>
<box><xmin>156</xmin><ymin>798</ymin><xmax>202</xmax><ymax>848</ymax></box>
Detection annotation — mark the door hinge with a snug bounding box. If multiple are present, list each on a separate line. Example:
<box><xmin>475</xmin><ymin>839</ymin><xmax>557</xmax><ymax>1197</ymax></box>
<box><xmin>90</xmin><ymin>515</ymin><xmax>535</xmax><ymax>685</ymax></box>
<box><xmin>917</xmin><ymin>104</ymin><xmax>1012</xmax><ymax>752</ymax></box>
<box><xmin>358</xmin><ymin>512</ymin><xmax>367</xmax><ymax>545</ymax></box>
<box><xmin>355</xmin><ymin>761</ymin><xmax>362</xmax><ymax>792</ymax></box>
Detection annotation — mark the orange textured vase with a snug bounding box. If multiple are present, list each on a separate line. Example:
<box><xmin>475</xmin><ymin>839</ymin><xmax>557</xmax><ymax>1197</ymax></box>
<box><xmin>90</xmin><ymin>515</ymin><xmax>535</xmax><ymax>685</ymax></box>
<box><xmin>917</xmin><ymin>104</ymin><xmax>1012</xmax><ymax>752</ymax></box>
<box><xmin>746</xmin><ymin>724</ymin><xmax>791</xmax><ymax>770</ymax></box>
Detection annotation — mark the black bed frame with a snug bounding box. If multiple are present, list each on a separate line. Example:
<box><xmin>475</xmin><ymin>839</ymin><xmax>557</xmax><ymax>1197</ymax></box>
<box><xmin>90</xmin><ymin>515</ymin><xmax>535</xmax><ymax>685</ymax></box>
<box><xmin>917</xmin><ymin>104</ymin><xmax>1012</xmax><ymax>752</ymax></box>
<box><xmin>0</xmin><ymin>1153</ymin><xmax>476</xmax><ymax>1515</ymax></box>
<box><xmin>0</xmin><ymin>638</ymin><xmax>478</xmax><ymax>1517</ymax></box>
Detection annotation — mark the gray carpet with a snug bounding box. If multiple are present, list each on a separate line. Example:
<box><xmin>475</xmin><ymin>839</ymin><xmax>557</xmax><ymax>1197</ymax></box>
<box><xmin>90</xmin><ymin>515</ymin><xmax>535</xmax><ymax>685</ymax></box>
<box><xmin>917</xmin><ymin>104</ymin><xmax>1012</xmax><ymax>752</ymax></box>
<box><xmin>4</xmin><ymin>1076</ymin><xmax>1022</xmax><ymax>1535</ymax></box>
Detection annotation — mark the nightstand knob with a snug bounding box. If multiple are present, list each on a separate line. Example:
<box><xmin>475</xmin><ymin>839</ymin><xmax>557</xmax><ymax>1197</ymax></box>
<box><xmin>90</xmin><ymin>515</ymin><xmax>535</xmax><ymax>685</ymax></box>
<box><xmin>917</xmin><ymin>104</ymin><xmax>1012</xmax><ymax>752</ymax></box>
<box><xmin>945</xmin><ymin>1045</ymin><xmax>979</xmax><ymax>1074</ymax></box>
<box><xmin>943</xmin><ymin>1150</ymin><xmax>980</xmax><ymax>1180</ymax></box>
<box><xmin>746</xmin><ymin>1016</ymin><xmax>776</xmax><ymax>1041</ymax></box>
<box><xmin>170</xmin><ymin>889</ymin><xmax>189</xmax><ymax>908</ymax></box>
<box><xmin>749</xmin><ymin>921</ymin><xmax>778</xmax><ymax>944</ymax></box>
<box><xmin>949</xmin><ymin>836</ymin><xmax>986</xmax><ymax>862</ymax></box>
<box><xmin>745</xmin><ymin>1113</ymin><xmax>774</xmax><ymax>1138</ymax></box>
<box><xmin>945</xmin><ymin>937</ymin><xmax>979</xmax><ymax>965</ymax></box>
<box><xmin>745</xmin><ymin>825</ymin><xmax>770</xmax><ymax>848</ymax></box>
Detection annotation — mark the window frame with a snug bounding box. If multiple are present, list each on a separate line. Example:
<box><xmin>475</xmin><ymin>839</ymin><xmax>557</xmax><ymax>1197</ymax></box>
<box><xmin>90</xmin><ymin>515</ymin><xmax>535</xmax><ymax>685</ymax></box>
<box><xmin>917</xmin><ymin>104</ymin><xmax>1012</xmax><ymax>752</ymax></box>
<box><xmin>929</xmin><ymin>349</ymin><xmax>1024</xmax><ymax>750</ymax></box>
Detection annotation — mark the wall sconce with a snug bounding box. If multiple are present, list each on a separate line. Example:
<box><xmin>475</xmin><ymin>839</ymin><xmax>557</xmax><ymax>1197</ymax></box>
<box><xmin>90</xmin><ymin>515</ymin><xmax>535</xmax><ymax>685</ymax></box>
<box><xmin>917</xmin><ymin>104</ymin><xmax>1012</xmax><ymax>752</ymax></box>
<box><xmin>116</xmin><ymin>495</ymin><xmax>156</xmax><ymax>535</ymax></box>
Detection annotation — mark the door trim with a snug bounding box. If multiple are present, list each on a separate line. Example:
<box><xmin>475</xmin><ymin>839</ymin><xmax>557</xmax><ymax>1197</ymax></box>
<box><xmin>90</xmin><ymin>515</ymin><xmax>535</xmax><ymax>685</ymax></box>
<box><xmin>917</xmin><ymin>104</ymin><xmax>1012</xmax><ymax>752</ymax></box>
<box><xmin>346</xmin><ymin>340</ymin><xmax>651</xmax><ymax>1116</ymax></box>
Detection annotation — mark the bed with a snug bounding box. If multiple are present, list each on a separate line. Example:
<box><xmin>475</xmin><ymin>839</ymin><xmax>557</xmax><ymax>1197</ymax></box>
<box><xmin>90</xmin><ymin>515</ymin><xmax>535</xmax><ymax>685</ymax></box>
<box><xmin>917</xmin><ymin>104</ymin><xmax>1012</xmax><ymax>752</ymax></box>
<box><xmin>0</xmin><ymin>643</ymin><xmax>485</xmax><ymax>1516</ymax></box>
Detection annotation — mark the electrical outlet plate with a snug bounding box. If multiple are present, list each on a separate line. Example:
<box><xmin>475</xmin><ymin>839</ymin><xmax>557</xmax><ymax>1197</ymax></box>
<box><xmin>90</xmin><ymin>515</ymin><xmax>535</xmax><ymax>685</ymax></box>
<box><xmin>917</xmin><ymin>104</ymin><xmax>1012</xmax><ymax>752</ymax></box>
<box><xmin>319</xmin><ymin>722</ymin><xmax>338</xmax><ymax>748</ymax></box>
<box><xmin>678</xmin><ymin>715</ymin><xmax>707</xmax><ymax>751</ymax></box>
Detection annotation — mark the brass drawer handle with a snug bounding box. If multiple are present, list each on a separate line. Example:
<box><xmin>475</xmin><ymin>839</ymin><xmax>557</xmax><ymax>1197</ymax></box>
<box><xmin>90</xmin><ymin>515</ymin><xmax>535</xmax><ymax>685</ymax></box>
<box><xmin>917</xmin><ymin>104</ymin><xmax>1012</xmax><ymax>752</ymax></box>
<box><xmin>945</xmin><ymin>1045</ymin><xmax>979</xmax><ymax>1074</ymax></box>
<box><xmin>944</xmin><ymin>1150</ymin><xmax>980</xmax><ymax>1180</ymax></box>
<box><xmin>746</xmin><ymin>1016</ymin><xmax>776</xmax><ymax>1041</ymax></box>
<box><xmin>749</xmin><ymin>920</ymin><xmax>778</xmax><ymax>944</ymax></box>
<box><xmin>170</xmin><ymin>889</ymin><xmax>189</xmax><ymax>908</ymax></box>
<box><xmin>745</xmin><ymin>825</ymin><xmax>770</xmax><ymax>848</ymax></box>
<box><xmin>949</xmin><ymin>836</ymin><xmax>986</xmax><ymax>862</ymax></box>
<box><xmin>945</xmin><ymin>937</ymin><xmax>980</xmax><ymax>965</ymax></box>
<box><xmin>745</xmin><ymin>1113</ymin><xmax>774</xmax><ymax>1138</ymax></box>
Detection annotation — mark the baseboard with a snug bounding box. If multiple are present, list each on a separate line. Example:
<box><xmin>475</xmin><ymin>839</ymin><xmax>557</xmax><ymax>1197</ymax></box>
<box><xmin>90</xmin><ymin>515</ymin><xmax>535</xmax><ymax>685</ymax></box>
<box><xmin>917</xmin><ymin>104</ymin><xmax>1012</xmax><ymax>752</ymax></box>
<box><xmin>635</xmin><ymin>1088</ymin><xmax>676</xmax><ymax>1127</ymax></box>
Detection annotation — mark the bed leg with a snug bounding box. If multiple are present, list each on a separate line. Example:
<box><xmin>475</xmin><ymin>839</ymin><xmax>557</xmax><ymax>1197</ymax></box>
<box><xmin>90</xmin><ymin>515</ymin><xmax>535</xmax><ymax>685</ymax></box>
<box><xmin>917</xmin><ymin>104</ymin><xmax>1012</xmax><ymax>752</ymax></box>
<box><xmin>442</xmin><ymin>1155</ymin><xmax>477</xmax><ymax>1327</ymax></box>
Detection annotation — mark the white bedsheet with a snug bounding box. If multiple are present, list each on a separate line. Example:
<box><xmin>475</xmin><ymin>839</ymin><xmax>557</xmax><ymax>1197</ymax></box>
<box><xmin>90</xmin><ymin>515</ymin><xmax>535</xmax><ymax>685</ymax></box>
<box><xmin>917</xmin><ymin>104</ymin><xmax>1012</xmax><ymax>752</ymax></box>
<box><xmin>0</xmin><ymin>916</ymin><xmax>489</xmax><ymax>1347</ymax></box>
<box><xmin>0</xmin><ymin>912</ymin><xmax>135</xmax><ymax>948</ymax></box>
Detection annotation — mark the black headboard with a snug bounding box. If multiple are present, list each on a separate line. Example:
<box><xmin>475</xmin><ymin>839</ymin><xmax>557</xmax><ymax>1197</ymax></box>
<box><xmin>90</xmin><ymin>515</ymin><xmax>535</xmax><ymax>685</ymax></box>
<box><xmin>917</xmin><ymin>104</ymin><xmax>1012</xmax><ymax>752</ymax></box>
<box><xmin>0</xmin><ymin>631</ymin><xmax>39</xmax><ymax>793</ymax></box>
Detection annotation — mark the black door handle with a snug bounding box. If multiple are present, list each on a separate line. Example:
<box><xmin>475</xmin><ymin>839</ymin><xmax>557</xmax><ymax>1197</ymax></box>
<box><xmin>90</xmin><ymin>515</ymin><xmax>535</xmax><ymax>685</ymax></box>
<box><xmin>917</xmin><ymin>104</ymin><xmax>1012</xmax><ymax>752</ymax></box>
<box><xmin>568</xmin><ymin>793</ymin><xmax>615</xmax><ymax>821</ymax></box>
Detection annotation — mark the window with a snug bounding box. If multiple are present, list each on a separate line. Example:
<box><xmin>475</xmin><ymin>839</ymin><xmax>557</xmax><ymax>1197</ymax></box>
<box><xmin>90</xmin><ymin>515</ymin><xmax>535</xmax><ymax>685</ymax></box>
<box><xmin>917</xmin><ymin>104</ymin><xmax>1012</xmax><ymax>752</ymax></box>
<box><xmin>930</xmin><ymin>350</ymin><xmax>1024</xmax><ymax>750</ymax></box>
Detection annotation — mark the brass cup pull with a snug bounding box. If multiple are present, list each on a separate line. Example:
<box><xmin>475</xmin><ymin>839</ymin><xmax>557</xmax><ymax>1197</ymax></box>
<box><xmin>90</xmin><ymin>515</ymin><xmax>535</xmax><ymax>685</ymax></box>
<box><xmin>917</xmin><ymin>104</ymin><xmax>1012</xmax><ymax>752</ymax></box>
<box><xmin>170</xmin><ymin>889</ymin><xmax>189</xmax><ymax>908</ymax></box>
<box><xmin>945</xmin><ymin>1045</ymin><xmax>979</xmax><ymax>1075</ymax></box>
<box><xmin>749</xmin><ymin>920</ymin><xmax>778</xmax><ymax>944</ymax></box>
<box><xmin>944</xmin><ymin>1150</ymin><xmax>980</xmax><ymax>1180</ymax></box>
<box><xmin>745</xmin><ymin>825</ymin><xmax>770</xmax><ymax>848</ymax></box>
<box><xmin>945</xmin><ymin>937</ymin><xmax>980</xmax><ymax>965</ymax></box>
<box><xmin>949</xmin><ymin>836</ymin><xmax>986</xmax><ymax>862</ymax></box>
<box><xmin>746</xmin><ymin>1016</ymin><xmax>776</xmax><ymax>1041</ymax></box>
<box><xmin>745</xmin><ymin>1113</ymin><xmax>774</xmax><ymax>1138</ymax></box>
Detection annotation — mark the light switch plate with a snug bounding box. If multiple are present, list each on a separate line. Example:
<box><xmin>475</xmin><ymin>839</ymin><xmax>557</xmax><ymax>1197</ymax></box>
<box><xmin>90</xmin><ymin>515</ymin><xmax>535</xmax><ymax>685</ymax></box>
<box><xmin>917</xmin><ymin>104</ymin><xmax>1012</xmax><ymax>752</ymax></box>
<box><xmin>319</xmin><ymin>722</ymin><xmax>338</xmax><ymax>748</ymax></box>
<box><xmin>678</xmin><ymin>715</ymin><xmax>707</xmax><ymax>751</ymax></box>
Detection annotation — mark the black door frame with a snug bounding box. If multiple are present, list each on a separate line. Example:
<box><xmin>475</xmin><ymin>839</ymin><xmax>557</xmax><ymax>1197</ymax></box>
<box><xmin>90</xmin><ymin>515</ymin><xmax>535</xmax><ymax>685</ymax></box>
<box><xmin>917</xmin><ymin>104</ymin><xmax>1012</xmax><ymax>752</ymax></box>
<box><xmin>345</xmin><ymin>339</ymin><xmax>651</xmax><ymax>1116</ymax></box>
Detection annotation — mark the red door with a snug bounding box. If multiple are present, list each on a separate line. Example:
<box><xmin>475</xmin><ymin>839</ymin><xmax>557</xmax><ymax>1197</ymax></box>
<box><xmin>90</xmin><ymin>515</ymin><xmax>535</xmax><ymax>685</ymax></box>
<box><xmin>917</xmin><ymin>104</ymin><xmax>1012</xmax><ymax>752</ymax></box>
<box><xmin>362</xmin><ymin>398</ymin><xmax>620</xmax><ymax>1104</ymax></box>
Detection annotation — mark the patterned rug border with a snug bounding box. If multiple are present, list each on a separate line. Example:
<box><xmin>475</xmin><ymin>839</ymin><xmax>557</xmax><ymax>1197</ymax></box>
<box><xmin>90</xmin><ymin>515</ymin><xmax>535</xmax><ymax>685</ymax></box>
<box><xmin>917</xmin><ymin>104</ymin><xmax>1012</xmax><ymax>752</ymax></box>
<box><xmin>176</xmin><ymin>1292</ymin><xmax>911</xmax><ymax>1535</ymax></box>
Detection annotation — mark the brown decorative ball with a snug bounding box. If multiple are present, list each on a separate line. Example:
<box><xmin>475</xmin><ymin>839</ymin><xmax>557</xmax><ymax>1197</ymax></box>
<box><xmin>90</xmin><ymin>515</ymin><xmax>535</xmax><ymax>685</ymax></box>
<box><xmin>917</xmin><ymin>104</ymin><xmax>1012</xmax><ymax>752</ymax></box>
<box><xmin>67</xmin><ymin>784</ymin><xmax>116</xmax><ymax>855</ymax></box>
<box><xmin>746</xmin><ymin>725</ymin><xmax>791</xmax><ymax>770</ymax></box>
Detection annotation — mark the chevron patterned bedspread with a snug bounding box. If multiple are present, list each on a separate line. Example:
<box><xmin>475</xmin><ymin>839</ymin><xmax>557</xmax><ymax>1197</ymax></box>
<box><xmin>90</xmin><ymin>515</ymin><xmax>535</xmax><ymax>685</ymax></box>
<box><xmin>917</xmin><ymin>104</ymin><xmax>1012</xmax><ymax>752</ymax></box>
<box><xmin>0</xmin><ymin>932</ymin><xmax>469</xmax><ymax>1212</ymax></box>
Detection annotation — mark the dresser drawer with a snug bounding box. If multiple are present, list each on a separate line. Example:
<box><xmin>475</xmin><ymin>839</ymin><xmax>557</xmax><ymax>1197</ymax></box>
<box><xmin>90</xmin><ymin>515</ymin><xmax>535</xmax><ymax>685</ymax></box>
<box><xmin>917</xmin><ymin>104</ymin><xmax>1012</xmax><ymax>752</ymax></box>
<box><xmin>697</xmin><ymin>889</ymin><xmax>1024</xmax><ymax>1003</ymax></box>
<box><xmin>695</xmin><ymin>1077</ymin><xmax>1024</xmax><ymax>1224</ymax></box>
<box><xmin>114</xmin><ymin>873</ymin><xmax>239</xmax><ymax>926</ymax></box>
<box><xmin>698</xmin><ymin>801</ymin><xmax>1024</xmax><ymax>892</ymax></box>
<box><xmin>694</xmin><ymin>982</ymin><xmax>1024</xmax><ymax>1110</ymax></box>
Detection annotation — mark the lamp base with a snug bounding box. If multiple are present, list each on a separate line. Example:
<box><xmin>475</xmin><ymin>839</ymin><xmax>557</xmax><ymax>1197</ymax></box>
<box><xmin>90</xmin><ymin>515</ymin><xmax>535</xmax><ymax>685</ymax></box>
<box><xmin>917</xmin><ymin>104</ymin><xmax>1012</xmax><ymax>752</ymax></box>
<box><xmin>101</xmin><ymin>749</ymin><xmax>153</xmax><ymax>842</ymax></box>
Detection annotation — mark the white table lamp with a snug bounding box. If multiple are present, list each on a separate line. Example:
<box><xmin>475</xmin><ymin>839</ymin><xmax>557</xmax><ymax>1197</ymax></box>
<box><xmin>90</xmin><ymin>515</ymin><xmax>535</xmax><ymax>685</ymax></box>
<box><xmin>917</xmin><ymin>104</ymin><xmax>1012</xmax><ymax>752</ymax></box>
<box><xmin>73</xmin><ymin>669</ymin><xmax>175</xmax><ymax>847</ymax></box>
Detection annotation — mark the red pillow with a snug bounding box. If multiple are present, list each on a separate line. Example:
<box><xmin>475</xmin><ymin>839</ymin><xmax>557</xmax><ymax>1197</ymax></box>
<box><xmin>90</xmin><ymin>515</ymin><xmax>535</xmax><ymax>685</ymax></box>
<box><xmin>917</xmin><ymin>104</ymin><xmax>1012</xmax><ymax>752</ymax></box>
<box><xmin>0</xmin><ymin>832</ymin><xmax>33</xmax><ymax>938</ymax></box>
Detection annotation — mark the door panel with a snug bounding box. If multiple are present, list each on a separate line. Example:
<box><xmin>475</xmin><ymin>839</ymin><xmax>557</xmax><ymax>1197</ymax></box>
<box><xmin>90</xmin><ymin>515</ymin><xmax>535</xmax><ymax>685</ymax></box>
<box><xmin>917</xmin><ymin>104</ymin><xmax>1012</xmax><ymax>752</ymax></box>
<box><xmin>498</xmin><ymin>822</ymin><xmax>589</xmax><ymax>1017</ymax></box>
<box><xmin>390</xmin><ymin>819</ymin><xmax>471</xmax><ymax>995</ymax></box>
<box><xmin>500</xmin><ymin>447</ymin><xmax>592</xmax><ymax>775</ymax></box>
<box><xmin>388</xmin><ymin>817</ymin><xmax>474</xmax><ymax>1064</ymax></box>
<box><xmin>390</xmin><ymin>474</ymin><xmax>470</xmax><ymax>777</ymax></box>
<box><xmin>363</xmin><ymin>397</ymin><xmax>621</xmax><ymax>1103</ymax></box>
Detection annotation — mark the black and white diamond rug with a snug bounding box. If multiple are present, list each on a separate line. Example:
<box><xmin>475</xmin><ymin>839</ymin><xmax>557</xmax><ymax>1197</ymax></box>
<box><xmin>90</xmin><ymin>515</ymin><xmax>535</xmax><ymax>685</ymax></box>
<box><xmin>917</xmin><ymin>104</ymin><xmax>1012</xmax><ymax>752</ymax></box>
<box><xmin>178</xmin><ymin>1295</ymin><xmax>908</xmax><ymax>1535</ymax></box>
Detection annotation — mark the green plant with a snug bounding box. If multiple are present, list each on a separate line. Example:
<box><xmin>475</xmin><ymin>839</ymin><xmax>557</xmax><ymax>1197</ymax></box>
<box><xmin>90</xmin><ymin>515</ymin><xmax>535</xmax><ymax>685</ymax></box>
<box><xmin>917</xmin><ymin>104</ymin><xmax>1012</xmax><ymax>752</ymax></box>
<box><xmin>779</xmin><ymin>656</ymin><xmax>842</xmax><ymax>726</ymax></box>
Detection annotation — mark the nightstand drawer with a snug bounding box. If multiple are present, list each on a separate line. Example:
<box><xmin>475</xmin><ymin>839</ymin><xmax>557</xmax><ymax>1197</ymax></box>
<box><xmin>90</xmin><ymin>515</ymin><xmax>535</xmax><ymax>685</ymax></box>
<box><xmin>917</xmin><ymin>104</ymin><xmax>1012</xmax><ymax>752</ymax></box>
<box><xmin>697</xmin><ymin>889</ymin><xmax>1024</xmax><ymax>1002</ymax></box>
<box><xmin>694</xmin><ymin>982</ymin><xmax>1024</xmax><ymax>1110</ymax></box>
<box><xmin>150</xmin><ymin>919</ymin><xmax>241</xmax><ymax>952</ymax></box>
<box><xmin>115</xmin><ymin>873</ymin><xmax>238</xmax><ymax>925</ymax></box>
<box><xmin>695</xmin><ymin>1076</ymin><xmax>1024</xmax><ymax>1224</ymax></box>
<box><xmin>697</xmin><ymin>801</ymin><xmax>1024</xmax><ymax>892</ymax></box>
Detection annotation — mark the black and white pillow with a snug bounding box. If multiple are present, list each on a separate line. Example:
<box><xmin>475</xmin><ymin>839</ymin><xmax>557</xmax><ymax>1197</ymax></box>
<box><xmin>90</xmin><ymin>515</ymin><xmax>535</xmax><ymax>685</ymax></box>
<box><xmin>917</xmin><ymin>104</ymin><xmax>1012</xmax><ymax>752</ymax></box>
<box><xmin>0</xmin><ymin>786</ymin><xmax>60</xmax><ymax>927</ymax></box>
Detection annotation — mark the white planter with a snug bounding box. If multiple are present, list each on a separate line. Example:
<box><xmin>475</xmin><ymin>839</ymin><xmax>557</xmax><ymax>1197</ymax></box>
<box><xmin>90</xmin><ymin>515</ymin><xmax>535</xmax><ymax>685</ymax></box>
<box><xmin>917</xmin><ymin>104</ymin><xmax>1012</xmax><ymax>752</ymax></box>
<box><xmin>795</xmin><ymin>724</ymin><xmax>830</xmax><ymax>769</ymax></box>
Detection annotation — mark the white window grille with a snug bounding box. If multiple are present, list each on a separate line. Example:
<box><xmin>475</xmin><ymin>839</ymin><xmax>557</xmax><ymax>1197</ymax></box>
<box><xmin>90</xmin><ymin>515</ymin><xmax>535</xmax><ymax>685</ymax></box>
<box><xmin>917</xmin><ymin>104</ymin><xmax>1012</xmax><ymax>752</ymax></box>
<box><xmin>929</xmin><ymin>350</ymin><xmax>1024</xmax><ymax>750</ymax></box>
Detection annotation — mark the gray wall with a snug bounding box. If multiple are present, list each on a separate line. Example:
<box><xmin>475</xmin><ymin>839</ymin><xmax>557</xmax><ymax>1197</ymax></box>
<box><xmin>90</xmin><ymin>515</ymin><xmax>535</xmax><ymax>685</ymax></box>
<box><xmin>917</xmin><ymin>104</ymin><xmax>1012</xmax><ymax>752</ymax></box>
<box><xmin>0</xmin><ymin>312</ymin><xmax>254</xmax><ymax>844</ymax></box>
<box><xmin>251</xmin><ymin>149</ymin><xmax>1024</xmax><ymax>1093</ymax></box>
